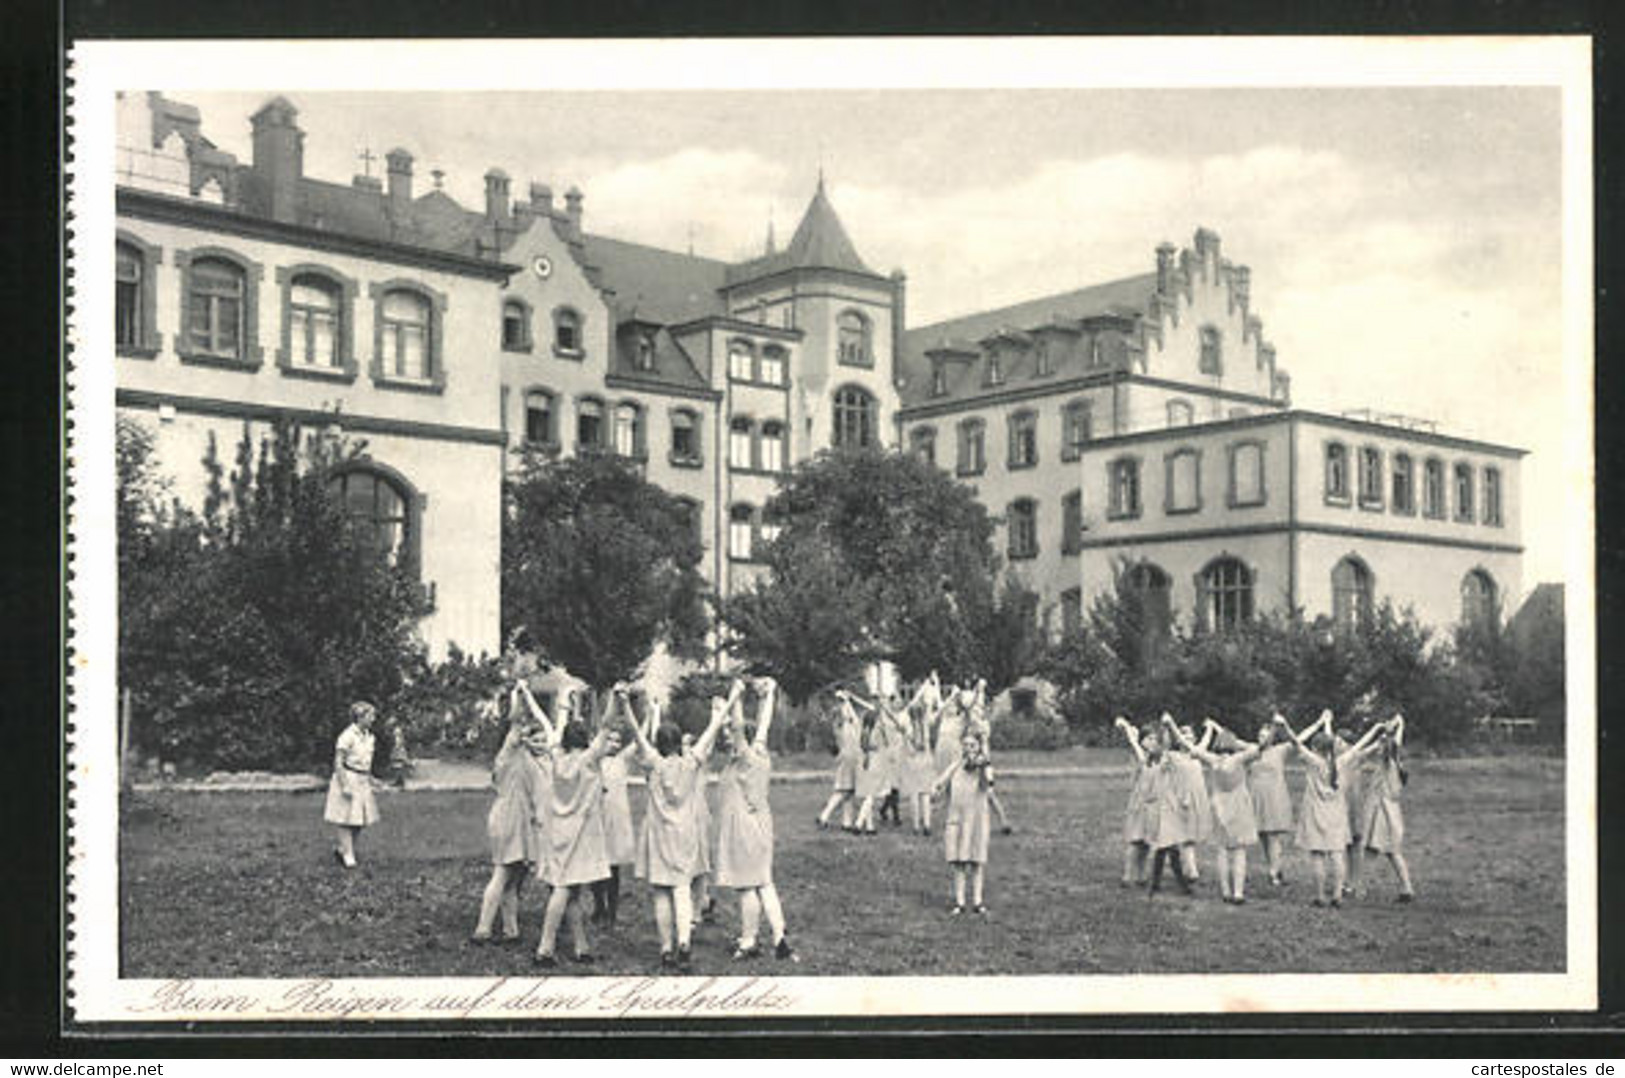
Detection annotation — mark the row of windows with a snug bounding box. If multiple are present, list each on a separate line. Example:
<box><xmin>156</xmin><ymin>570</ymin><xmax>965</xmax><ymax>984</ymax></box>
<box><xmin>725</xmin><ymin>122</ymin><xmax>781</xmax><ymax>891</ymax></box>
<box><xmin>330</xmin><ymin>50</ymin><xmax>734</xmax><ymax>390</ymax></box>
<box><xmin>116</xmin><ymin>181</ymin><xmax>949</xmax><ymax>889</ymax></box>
<box><xmin>1055</xmin><ymin>558</ymin><xmax>1501</xmax><ymax>638</ymax></box>
<box><xmin>1324</xmin><ymin>442</ymin><xmax>1504</xmax><ymax>526</ymax></box>
<box><xmin>727</xmin><ymin>503</ymin><xmax>784</xmax><ymax>562</ymax></box>
<box><xmin>912</xmin><ymin>400</ymin><xmax>1096</xmax><ymax>475</ymax></box>
<box><xmin>928</xmin><ymin>326</ymin><xmax>1222</xmax><ymax>399</ymax></box>
<box><xmin>729</xmin><ymin>417</ymin><xmax>787</xmax><ymax>473</ymax></box>
<box><xmin>500</xmin><ymin>298</ymin><xmax>585</xmax><ymax>357</ymax></box>
<box><xmin>520</xmin><ymin>389</ymin><xmax>655</xmax><ymax>460</ymax></box>
<box><xmin>728</xmin><ymin>340</ymin><xmax>790</xmax><ymax>386</ymax></box>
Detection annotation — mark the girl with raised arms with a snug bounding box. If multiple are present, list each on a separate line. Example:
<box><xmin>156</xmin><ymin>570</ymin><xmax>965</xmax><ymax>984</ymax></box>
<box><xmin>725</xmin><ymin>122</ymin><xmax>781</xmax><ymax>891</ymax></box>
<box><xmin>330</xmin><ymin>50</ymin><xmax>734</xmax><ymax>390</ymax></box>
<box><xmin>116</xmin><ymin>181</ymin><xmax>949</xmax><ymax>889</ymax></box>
<box><xmin>715</xmin><ymin>676</ymin><xmax>798</xmax><ymax>962</ymax></box>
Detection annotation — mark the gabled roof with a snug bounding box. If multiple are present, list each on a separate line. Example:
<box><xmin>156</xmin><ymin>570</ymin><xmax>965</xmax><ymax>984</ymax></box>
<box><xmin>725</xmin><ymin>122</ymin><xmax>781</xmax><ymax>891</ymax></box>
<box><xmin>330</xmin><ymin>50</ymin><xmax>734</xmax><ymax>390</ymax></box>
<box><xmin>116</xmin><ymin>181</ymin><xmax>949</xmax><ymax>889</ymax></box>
<box><xmin>582</xmin><ymin>233</ymin><xmax>729</xmax><ymax>324</ymax></box>
<box><xmin>725</xmin><ymin>178</ymin><xmax>878</xmax><ymax>286</ymax></box>
<box><xmin>896</xmin><ymin>272</ymin><xmax>1158</xmax><ymax>407</ymax></box>
<box><xmin>607</xmin><ymin>323</ymin><xmax>715</xmax><ymax>397</ymax></box>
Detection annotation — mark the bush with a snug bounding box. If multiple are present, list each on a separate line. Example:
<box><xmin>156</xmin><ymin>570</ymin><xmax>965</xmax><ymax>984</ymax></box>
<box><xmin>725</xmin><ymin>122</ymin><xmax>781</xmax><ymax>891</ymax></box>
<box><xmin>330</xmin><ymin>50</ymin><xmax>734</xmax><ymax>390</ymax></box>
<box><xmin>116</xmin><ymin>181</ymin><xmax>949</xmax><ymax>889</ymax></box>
<box><xmin>988</xmin><ymin>713</ymin><xmax>1068</xmax><ymax>751</ymax></box>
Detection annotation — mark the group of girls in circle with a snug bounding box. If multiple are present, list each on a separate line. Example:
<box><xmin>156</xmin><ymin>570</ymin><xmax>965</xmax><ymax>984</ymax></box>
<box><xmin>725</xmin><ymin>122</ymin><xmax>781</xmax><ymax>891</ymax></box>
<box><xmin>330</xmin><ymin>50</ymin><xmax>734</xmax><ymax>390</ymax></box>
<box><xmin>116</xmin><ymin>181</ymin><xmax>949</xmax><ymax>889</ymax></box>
<box><xmin>815</xmin><ymin>671</ymin><xmax>1013</xmax><ymax>915</ymax></box>
<box><xmin>471</xmin><ymin>674</ymin><xmax>799</xmax><ymax>971</ymax></box>
<box><xmin>1114</xmin><ymin>708</ymin><xmax>1415</xmax><ymax>907</ymax></box>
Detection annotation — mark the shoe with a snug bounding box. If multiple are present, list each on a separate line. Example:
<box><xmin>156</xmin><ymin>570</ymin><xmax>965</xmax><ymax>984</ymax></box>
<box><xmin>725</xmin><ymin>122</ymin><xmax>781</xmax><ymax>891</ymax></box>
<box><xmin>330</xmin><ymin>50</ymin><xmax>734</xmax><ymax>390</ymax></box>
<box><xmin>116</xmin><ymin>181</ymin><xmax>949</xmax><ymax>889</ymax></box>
<box><xmin>775</xmin><ymin>938</ymin><xmax>798</xmax><ymax>962</ymax></box>
<box><xmin>923</xmin><ymin>827</ymin><xmax>932</xmax><ymax>837</ymax></box>
<box><xmin>571</xmin><ymin>952</ymin><xmax>596</xmax><ymax>966</ymax></box>
<box><xmin>702</xmin><ymin>900</ymin><xmax>717</xmax><ymax>923</ymax></box>
<box><xmin>469</xmin><ymin>933</ymin><xmax>493</xmax><ymax>945</ymax></box>
<box><xmin>950</xmin><ymin>904</ymin><xmax>964</xmax><ymax>916</ymax></box>
<box><xmin>533</xmin><ymin>952</ymin><xmax>557</xmax><ymax>968</ymax></box>
<box><xmin>816</xmin><ymin>817</ymin><xmax>828</xmax><ymax>830</ymax></box>
<box><xmin>332</xmin><ymin>849</ymin><xmax>345</xmax><ymax>867</ymax></box>
<box><xmin>1395</xmin><ymin>892</ymin><xmax>1415</xmax><ymax>904</ymax></box>
<box><xmin>1329</xmin><ymin>898</ymin><xmax>1343</xmax><ymax>910</ymax></box>
<box><xmin>1234</xmin><ymin>896</ymin><xmax>1247</xmax><ymax>906</ymax></box>
<box><xmin>1311</xmin><ymin>898</ymin><xmax>1326</xmax><ymax>908</ymax></box>
<box><xmin>731</xmin><ymin>943</ymin><xmax>762</xmax><ymax>961</ymax></box>
<box><xmin>1001</xmin><ymin>825</ymin><xmax>1013</xmax><ymax>836</ymax></box>
<box><xmin>660</xmin><ymin>951</ymin><xmax>675</xmax><ymax>970</ymax></box>
<box><xmin>678</xmin><ymin>945</ymin><xmax>693</xmax><ymax>970</ymax></box>
<box><xmin>972</xmin><ymin>905</ymin><xmax>988</xmax><ymax>917</ymax></box>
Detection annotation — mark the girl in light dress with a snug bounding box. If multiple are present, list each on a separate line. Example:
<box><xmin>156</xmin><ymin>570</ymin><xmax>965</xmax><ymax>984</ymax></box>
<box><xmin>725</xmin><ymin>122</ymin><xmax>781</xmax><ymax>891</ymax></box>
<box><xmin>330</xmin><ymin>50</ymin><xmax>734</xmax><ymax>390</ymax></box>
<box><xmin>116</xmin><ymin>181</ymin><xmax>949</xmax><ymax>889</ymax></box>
<box><xmin>1167</xmin><ymin>716</ymin><xmax>1263</xmax><ymax>904</ymax></box>
<box><xmin>1247</xmin><ymin>719</ymin><xmax>1295</xmax><ymax>887</ymax></box>
<box><xmin>1354</xmin><ymin>714</ymin><xmax>1416</xmax><ymax>903</ymax></box>
<box><xmin>1166</xmin><ymin>720</ymin><xmax>1214</xmax><ymax>883</ymax></box>
<box><xmin>1276</xmin><ymin>710</ymin><xmax>1388</xmax><ymax>908</ymax></box>
<box><xmin>932</xmin><ymin>730</ymin><xmax>995</xmax><ymax>915</ymax></box>
<box><xmin>590</xmin><ymin>691</ymin><xmax>638</xmax><ymax>929</ymax></box>
<box><xmin>715</xmin><ymin>677</ymin><xmax>798</xmax><ymax>962</ymax></box>
<box><xmin>472</xmin><ymin>685</ymin><xmax>556</xmax><ymax>943</ymax></box>
<box><xmin>901</xmin><ymin>674</ymin><xmax>950</xmax><ymax>836</ymax></box>
<box><xmin>625</xmin><ymin>684</ymin><xmax>730</xmax><ymax>970</ymax></box>
<box><xmin>815</xmin><ymin>693</ymin><xmax>863</xmax><ymax>831</ymax></box>
<box><xmin>840</xmin><ymin>680</ymin><xmax>930</xmax><ymax>835</ymax></box>
<box><xmin>530</xmin><ymin>700</ymin><xmax>623</xmax><ymax>967</ymax></box>
<box><xmin>681</xmin><ymin>728</ymin><xmax>720</xmax><ymax>930</ymax></box>
<box><xmin>938</xmin><ymin>679</ymin><xmax>1015</xmax><ymax>835</ymax></box>
<box><xmin>1112</xmin><ymin>715</ymin><xmax>1158</xmax><ymax>887</ymax></box>
<box><xmin>323</xmin><ymin>701</ymin><xmax>380</xmax><ymax>868</ymax></box>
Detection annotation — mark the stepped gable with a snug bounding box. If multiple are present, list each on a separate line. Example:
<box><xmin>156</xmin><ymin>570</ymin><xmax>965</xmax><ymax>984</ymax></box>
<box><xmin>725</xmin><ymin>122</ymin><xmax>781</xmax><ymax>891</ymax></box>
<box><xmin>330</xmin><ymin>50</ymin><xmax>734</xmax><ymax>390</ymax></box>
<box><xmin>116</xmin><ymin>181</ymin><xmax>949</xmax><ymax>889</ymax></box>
<box><xmin>725</xmin><ymin>178</ymin><xmax>880</xmax><ymax>286</ymax></box>
<box><xmin>897</xmin><ymin>272</ymin><xmax>1157</xmax><ymax>407</ymax></box>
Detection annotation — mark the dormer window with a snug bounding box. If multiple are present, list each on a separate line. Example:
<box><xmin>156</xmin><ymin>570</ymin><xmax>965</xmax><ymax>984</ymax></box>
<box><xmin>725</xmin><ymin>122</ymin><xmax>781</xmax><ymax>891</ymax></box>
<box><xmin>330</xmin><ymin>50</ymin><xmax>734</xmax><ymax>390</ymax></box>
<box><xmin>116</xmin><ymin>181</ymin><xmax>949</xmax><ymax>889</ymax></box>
<box><xmin>986</xmin><ymin>351</ymin><xmax>1004</xmax><ymax>387</ymax></box>
<box><xmin>931</xmin><ymin>360</ymin><xmax>948</xmax><ymax>397</ymax></box>
<box><xmin>1034</xmin><ymin>338</ymin><xmax>1053</xmax><ymax>377</ymax></box>
<box><xmin>635</xmin><ymin>333</ymin><xmax>656</xmax><ymax>371</ymax></box>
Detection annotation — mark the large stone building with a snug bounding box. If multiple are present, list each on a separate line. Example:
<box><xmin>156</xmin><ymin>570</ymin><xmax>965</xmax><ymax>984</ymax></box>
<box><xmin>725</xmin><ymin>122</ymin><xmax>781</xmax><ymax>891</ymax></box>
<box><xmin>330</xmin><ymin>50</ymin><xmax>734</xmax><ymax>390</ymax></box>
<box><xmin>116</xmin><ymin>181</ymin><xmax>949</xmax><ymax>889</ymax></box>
<box><xmin>112</xmin><ymin>92</ymin><xmax>1525</xmax><ymax>662</ymax></box>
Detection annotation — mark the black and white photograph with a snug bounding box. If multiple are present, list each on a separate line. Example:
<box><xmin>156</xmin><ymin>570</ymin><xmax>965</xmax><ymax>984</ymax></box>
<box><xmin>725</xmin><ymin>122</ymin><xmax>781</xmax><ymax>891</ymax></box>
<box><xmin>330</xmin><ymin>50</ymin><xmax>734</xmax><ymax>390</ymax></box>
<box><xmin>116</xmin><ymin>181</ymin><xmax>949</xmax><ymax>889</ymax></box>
<box><xmin>65</xmin><ymin>36</ymin><xmax>1595</xmax><ymax>1022</ymax></box>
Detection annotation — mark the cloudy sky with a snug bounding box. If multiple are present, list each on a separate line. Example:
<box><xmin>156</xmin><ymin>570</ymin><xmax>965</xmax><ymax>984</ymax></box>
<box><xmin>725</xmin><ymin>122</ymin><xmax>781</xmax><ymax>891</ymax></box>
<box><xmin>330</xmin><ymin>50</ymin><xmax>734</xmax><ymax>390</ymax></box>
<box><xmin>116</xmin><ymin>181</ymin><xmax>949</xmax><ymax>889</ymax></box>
<box><xmin>182</xmin><ymin>87</ymin><xmax>1569</xmax><ymax>591</ymax></box>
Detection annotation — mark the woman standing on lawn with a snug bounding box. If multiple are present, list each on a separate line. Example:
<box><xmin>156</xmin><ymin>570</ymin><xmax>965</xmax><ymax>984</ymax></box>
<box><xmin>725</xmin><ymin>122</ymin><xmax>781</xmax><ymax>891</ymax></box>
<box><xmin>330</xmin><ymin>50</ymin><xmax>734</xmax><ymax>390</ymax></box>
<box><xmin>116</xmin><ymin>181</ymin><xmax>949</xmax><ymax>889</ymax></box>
<box><xmin>532</xmin><ymin>711</ymin><xmax>622</xmax><ymax>967</ymax></box>
<box><xmin>472</xmin><ymin>685</ymin><xmax>556</xmax><ymax>943</ymax></box>
<box><xmin>816</xmin><ymin>691</ymin><xmax>864</xmax><ymax>832</ymax></box>
<box><xmin>716</xmin><ymin>676</ymin><xmax>799</xmax><ymax>962</ymax></box>
<box><xmin>1247</xmin><ymin>718</ymin><xmax>1295</xmax><ymax>887</ymax></box>
<box><xmin>324</xmin><ymin>701</ymin><xmax>380</xmax><ymax>869</ymax></box>
<box><xmin>1279</xmin><ymin>710</ymin><xmax>1386</xmax><ymax>908</ymax></box>
<box><xmin>1167</xmin><ymin>716</ymin><xmax>1261</xmax><ymax>904</ymax></box>
<box><xmin>627</xmin><ymin>685</ymin><xmax>728</xmax><ymax>969</ymax></box>
<box><xmin>1354</xmin><ymin>715</ymin><xmax>1416</xmax><ymax>903</ymax></box>
<box><xmin>1112</xmin><ymin>715</ymin><xmax>1160</xmax><ymax>887</ymax></box>
<box><xmin>932</xmin><ymin>728</ymin><xmax>995</xmax><ymax>915</ymax></box>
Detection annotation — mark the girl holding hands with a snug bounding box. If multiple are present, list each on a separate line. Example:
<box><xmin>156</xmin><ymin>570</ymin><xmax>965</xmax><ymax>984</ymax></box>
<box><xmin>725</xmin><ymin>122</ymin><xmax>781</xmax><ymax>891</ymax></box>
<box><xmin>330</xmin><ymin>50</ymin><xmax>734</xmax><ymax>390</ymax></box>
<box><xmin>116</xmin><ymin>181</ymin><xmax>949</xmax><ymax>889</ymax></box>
<box><xmin>1276</xmin><ymin>710</ymin><xmax>1387</xmax><ymax>908</ymax></box>
<box><xmin>1166</xmin><ymin>716</ymin><xmax>1262</xmax><ymax>904</ymax></box>
<box><xmin>472</xmin><ymin>684</ymin><xmax>556</xmax><ymax>943</ymax></box>
<box><xmin>1354</xmin><ymin>714</ymin><xmax>1416</xmax><ymax>903</ymax></box>
<box><xmin>716</xmin><ymin>677</ymin><xmax>799</xmax><ymax>962</ymax></box>
<box><xmin>532</xmin><ymin>706</ymin><xmax>623</xmax><ymax>967</ymax></box>
<box><xmin>1112</xmin><ymin>715</ymin><xmax>1160</xmax><ymax>888</ymax></box>
<box><xmin>816</xmin><ymin>691</ymin><xmax>864</xmax><ymax>831</ymax></box>
<box><xmin>1247</xmin><ymin>718</ymin><xmax>1295</xmax><ymax>887</ymax></box>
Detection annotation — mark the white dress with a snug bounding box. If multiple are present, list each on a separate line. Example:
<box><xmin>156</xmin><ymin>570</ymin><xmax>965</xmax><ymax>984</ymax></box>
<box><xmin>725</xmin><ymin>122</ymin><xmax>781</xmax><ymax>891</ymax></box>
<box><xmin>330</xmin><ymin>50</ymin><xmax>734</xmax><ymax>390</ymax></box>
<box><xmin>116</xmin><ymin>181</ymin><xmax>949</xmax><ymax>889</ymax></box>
<box><xmin>322</xmin><ymin>724</ymin><xmax>378</xmax><ymax>826</ymax></box>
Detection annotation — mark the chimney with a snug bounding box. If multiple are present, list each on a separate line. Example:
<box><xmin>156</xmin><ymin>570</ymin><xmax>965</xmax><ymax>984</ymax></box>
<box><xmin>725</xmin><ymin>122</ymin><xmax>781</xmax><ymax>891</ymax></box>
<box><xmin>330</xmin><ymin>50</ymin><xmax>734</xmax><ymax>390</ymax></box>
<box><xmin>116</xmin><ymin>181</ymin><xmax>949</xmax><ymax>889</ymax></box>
<box><xmin>484</xmin><ymin>168</ymin><xmax>511</xmax><ymax>221</ymax></box>
<box><xmin>1232</xmin><ymin>265</ymin><xmax>1251</xmax><ymax>312</ymax></box>
<box><xmin>1194</xmin><ymin>227</ymin><xmax>1221</xmax><ymax>265</ymax></box>
<box><xmin>530</xmin><ymin>182</ymin><xmax>553</xmax><ymax>216</ymax></box>
<box><xmin>1155</xmin><ymin>243</ymin><xmax>1176</xmax><ymax>294</ymax></box>
<box><xmin>564</xmin><ymin>185</ymin><xmax>583</xmax><ymax>240</ymax></box>
<box><xmin>249</xmin><ymin>96</ymin><xmax>304</xmax><ymax>224</ymax></box>
<box><xmin>386</xmin><ymin>148</ymin><xmax>414</xmax><ymax>212</ymax></box>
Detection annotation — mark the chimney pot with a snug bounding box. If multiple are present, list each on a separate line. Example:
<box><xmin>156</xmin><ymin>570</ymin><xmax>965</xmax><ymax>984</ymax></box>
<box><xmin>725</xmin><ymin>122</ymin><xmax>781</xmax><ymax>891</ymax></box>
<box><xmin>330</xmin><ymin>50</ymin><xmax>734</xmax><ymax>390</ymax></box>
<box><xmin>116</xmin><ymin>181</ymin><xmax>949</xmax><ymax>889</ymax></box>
<box><xmin>1194</xmin><ymin>227</ymin><xmax>1221</xmax><ymax>263</ymax></box>
<box><xmin>386</xmin><ymin>148</ymin><xmax>414</xmax><ymax>210</ymax></box>
<box><xmin>564</xmin><ymin>185</ymin><xmax>583</xmax><ymax>239</ymax></box>
<box><xmin>530</xmin><ymin>182</ymin><xmax>553</xmax><ymax>213</ymax></box>
<box><xmin>1155</xmin><ymin>243</ymin><xmax>1176</xmax><ymax>294</ymax></box>
<box><xmin>484</xmin><ymin>168</ymin><xmax>511</xmax><ymax>221</ymax></box>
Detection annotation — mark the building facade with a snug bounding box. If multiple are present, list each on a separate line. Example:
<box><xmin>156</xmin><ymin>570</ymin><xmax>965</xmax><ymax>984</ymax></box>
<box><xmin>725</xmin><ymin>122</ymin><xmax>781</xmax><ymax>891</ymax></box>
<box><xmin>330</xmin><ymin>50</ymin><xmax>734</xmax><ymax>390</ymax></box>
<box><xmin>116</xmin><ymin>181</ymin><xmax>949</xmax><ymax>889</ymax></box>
<box><xmin>112</xmin><ymin>92</ymin><xmax>1526</xmax><ymax>663</ymax></box>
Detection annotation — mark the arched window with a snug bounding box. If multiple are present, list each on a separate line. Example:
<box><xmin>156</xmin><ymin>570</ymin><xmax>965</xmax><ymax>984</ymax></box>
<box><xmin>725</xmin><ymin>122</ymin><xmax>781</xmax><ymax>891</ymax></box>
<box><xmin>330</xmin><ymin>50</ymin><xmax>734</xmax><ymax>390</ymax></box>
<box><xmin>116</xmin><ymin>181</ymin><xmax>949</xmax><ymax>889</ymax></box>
<box><xmin>837</xmin><ymin>310</ymin><xmax>872</xmax><ymax>367</ymax></box>
<box><xmin>670</xmin><ymin>409</ymin><xmax>700</xmax><ymax>465</ymax></box>
<box><xmin>728</xmin><ymin>504</ymin><xmax>755</xmax><ymax>561</ymax></box>
<box><xmin>613</xmin><ymin>402</ymin><xmax>644</xmax><ymax>458</ymax></box>
<box><xmin>524</xmin><ymin>389</ymin><xmax>556</xmax><ymax>446</ymax></box>
<box><xmin>115</xmin><ymin>240</ymin><xmax>145</xmax><ymax>352</ymax></box>
<box><xmin>759</xmin><ymin>420</ymin><xmax>785</xmax><ymax>473</ymax></box>
<box><xmin>187</xmin><ymin>256</ymin><xmax>247</xmax><ymax>359</ymax></box>
<box><xmin>501</xmin><ymin>298</ymin><xmax>531</xmax><ymax>351</ymax></box>
<box><xmin>1325</xmin><ymin>442</ymin><xmax>1350</xmax><ymax>503</ymax></box>
<box><xmin>553</xmin><ymin>307</ymin><xmax>583</xmax><ymax>355</ymax></box>
<box><xmin>1461</xmin><ymin>569</ymin><xmax>1498</xmax><ymax>631</ymax></box>
<box><xmin>1061</xmin><ymin>399</ymin><xmax>1092</xmax><ymax>460</ymax></box>
<box><xmin>1124</xmin><ymin>562</ymin><xmax>1173</xmax><ymax>660</ymax></box>
<box><xmin>380</xmin><ymin>289</ymin><xmax>431</xmax><ymax>380</ymax></box>
<box><xmin>1108</xmin><ymin>457</ymin><xmax>1141</xmax><ymax>519</ymax></box>
<box><xmin>577</xmin><ymin>397</ymin><xmax>605</xmax><ymax>450</ymax></box>
<box><xmin>331</xmin><ymin>466</ymin><xmax>413</xmax><ymax>570</ymax></box>
<box><xmin>1008</xmin><ymin>410</ymin><xmax>1038</xmax><ymax>469</ymax></box>
<box><xmin>1359</xmin><ymin>447</ymin><xmax>1384</xmax><ymax>506</ymax></box>
<box><xmin>910</xmin><ymin>425</ymin><xmax>937</xmax><ymax>465</ymax></box>
<box><xmin>1423</xmin><ymin>458</ymin><xmax>1446</xmax><ymax>518</ymax></box>
<box><xmin>1199</xmin><ymin>326</ymin><xmax>1223</xmax><ymax>375</ymax></box>
<box><xmin>1229</xmin><ymin>441</ymin><xmax>1266</xmax><ymax>507</ymax></box>
<box><xmin>1392</xmin><ymin>452</ymin><xmax>1415</xmax><ymax>514</ymax></box>
<box><xmin>956</xmin><ymin>418</ymin><xmax>986</xmax><ymax>476</ymax></box>
<box><xmin>1007</xmin><ymin>498</ymin><xmax>1038</xmax><ymax>560</ymax></box>
<box><xmin>1331</xmin><ymin>556</ymin><xmax>1373</xmax><ymax>633</ymax></box>
<box><xmin>729</xmin><ymin>416</ymin><xmax>755</xmax><ymax>469</ymax></box>
<box><xmin>1198</xmin><ymin>556</ymin><xmax>1254</xmax><ymax>631</ymax></box>
<box><xmin>1454</xmin><ymin>462</ymin><xmax>1476</xmax><ymax>522</ymax></box>
<box><xmin>289</xmin><ymin>274</ymin><xmax>342</xmax><ymax>369</ymax></box>
<box><xmin>728</xmin><ymin>341</ymin><xmax>756</xmax><ymax>382</ymax></box>
<box><xmin>759</xmin><ymin>345</ymin><xmax>787</xmax><ymax>385</ymax></box>
<box><xmin>1167</xmin><ymin>399</ymin><xmax>1194</xmax><ymax>428</ymax></box>
<box><xmin>832</xmin><ymin>385</ymin><xmax>877</xmax><ymax>450</ymax></box>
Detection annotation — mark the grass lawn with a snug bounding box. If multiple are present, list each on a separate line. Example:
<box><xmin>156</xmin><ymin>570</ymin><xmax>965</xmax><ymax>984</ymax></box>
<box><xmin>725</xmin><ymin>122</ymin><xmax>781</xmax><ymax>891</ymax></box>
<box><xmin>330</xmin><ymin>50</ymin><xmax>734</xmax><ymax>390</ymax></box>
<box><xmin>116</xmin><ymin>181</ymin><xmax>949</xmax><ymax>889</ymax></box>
<box><xmin>120</xmin><ymin>755</ymin><xmax>1565</xmax><ymax>978</ymax></box>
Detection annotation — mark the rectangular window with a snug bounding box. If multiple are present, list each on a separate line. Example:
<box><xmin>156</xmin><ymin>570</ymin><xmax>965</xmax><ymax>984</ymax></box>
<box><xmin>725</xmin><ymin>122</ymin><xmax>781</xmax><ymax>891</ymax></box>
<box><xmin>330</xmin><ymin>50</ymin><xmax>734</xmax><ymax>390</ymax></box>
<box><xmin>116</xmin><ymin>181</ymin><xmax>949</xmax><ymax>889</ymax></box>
<box><xmin>670</xmin><ymin>412</ymin><xmax>699</xmax><ymax>463</ymax></box>
<box><xmin>1423</xmin><ymin>459</ymin><xmax>1446</xmax><ymax>518</ymax></box>
<box><xmin>1392</xmin><ymin>453</ymin><xmax>1415</xmax><ymax>514</ymax></box>
<box><xmin>729</xmin><ymin>346</ymin><xmax>754</xmax><ymax>382</ymax></box>
<box><xmin>1165</xmin><ymin>450</ymin><xmax>1201</xmax><ymax>514</ymax></box>
<box><xmin>1008</xmin><ymin>501</ymin><xmax>1038</xmax><ymax>560</ymax></box>
<box><xmin>1229</xmin><ymin>442</ymin><xmax>1265</xmax><ymax>507</ymax></box>
<box><xmin>116</xmin><ymin>246</ymin><xmax>141</xmax><ymax>350</ymax></box>
<box><xmin>1109</xmin><ymin>458</ymin><xmax>1141</xmax><ymax>520</ymax></box>
<box><xmin>1324</xmin><ymin>442</ymin><xmax>1350</xmax><ymax>503</ymax></box>
<box><xmin>729</xmin><ymin>420</ymin><xmax>754</xmax><ymax>470</ymax></box>
<box><xmin>759</xmin><ymin>425</ymin><xmax>785</xmax><ymax>473</ymax></box>
<box><xmin>1009</xmin><ymin>412</ymin><xmax>1038</xmax><ymax>469</ymax></box>
<box><xmin>1358</xmin><ymin>446</ymin><xmax>1384</xmax><ymax>507</ymax></box>
<box><xmin>1060</xmin><ymin>587</ymin><xmax>1083</xmax><ymax>636</ymax></box>
<box><xmin>931</xmin><ymin>362</ymin><xmax>948</xmax><ymax>397</ymax></box>
<box><xmin>1454</xmin><ymin>463</ymin><xmax>1475</xmax><ymax>522</ymax></box>
<box><xmin>1484</xmin><ymin>467</ymin><xmax>1503</xmax><ymax>526</ymax></box>
<box><xmin>1061</xmin><ymin>401</ymin><xmax>1091</xmax><ymax>461</ymax></box>
<box><xmin>957</xmin><ymin>422</ymin><xmax>986</xmax><ymax>477</ymax></box>
<box><xmin>728</xmin><ymin>510</ymin><xmax>754</xmax><ymax>561</ymax></box>
<box><xmin>759</xmin><ymin>348</ymin><xmax>785</xmax><ymax>385</ymax></box>
<box><xmin>1062</xmin><ymin>489</ymin><xmax>1083</xmax><ymax>555</ymax></box>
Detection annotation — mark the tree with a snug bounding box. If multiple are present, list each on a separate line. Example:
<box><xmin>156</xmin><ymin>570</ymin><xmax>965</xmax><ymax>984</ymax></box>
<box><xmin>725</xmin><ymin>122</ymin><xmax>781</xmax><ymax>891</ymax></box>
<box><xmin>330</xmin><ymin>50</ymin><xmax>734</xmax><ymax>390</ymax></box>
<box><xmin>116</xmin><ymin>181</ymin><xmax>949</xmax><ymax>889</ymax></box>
<box><xmin>119</xmin><ymin>416</ymin><xmax>436</xmax><ymax>769</ymax></box>
<box><xmin>721</xmin><ymin>447</ymin><xmax>1042</xmax><ymax>700</ymax></box>
<box><xmin>501</xmin><ymin>450</ymin><xmax>709</xmax><ymax>693</ymax></box>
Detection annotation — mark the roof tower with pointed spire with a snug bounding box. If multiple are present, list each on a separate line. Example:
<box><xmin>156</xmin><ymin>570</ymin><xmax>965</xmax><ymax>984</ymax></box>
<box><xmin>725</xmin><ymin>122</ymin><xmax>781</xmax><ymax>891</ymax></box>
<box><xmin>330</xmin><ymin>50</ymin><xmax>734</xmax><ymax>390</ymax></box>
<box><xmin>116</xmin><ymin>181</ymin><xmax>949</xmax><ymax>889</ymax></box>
<box><xmin>725</xmin><ymin>177</ymin><xmax>879</xmax><ymax>286</ymax></box>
